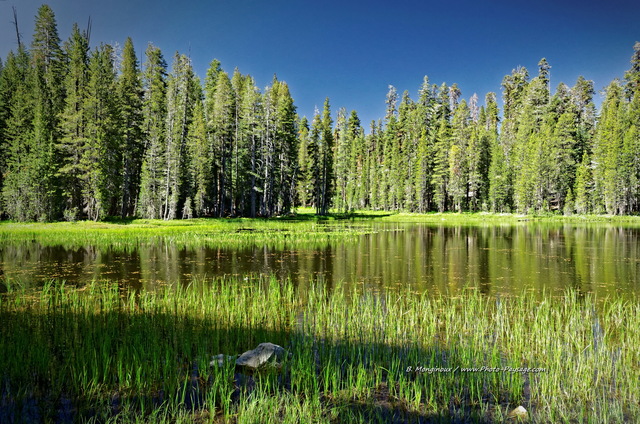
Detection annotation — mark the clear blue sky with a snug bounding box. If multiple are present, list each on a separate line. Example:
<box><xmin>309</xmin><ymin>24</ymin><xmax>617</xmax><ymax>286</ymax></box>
<box><xmin>1</xmin><ymin>0</ymin><xmax>639</xmax><ymax>127</ymax></box>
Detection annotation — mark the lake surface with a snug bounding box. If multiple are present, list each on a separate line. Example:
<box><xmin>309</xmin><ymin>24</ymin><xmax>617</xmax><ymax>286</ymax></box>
<box><xmin>1</xmin><ymin>222</ymin><xmax>639</xmax><ymax>297</ymax></box>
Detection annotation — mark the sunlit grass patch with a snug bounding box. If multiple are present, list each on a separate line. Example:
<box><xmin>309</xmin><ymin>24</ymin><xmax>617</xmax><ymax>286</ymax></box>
<box><xmin>0</xmin><ymin>217</ymin><xmax>374</xmax><ymax>251</ymax></box>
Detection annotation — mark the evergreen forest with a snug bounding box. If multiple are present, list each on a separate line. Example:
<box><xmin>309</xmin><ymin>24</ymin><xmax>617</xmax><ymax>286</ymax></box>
<box><xmin>1</xmin><ymin>5</ymin><xmax>640</xmax><ymax>222</ymax></box>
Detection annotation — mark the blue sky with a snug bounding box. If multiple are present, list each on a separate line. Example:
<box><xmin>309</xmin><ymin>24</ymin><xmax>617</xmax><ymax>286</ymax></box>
<box><xmin>1</xmin><ymin>0</ymin><xmax>639</xmax><ymax>127</ymax></box>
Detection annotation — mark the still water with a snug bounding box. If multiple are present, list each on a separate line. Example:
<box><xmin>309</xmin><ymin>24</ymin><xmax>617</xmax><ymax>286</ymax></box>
<box><xmin>1</xmin><ymin>222</ymin><xmax>639</xmax><ymax>297</ymax></box>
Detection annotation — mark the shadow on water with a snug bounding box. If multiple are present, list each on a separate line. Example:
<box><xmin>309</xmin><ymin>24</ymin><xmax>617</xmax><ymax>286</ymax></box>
<box><xmin>0</xmin><ymin>308</ymin><xmax>526</xmax><ymax>423</ymax></box>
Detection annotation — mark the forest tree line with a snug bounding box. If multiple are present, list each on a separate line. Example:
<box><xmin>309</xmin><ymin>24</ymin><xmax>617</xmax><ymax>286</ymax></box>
<box><xmin>1</xmin><ymin>5</ymin><xmax>639</xmax><ymax>221</ymax></box>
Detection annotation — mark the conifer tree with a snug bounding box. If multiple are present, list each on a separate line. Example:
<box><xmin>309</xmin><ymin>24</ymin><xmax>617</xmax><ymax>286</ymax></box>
<box><xmin>30</xmin><ymin>4</ymin><xmax>65</xmax><ymax>219</ymax></box>
<box><xmin>138</xmin><ymin>44</ymin><xmax>168</xmax><ymax>219</ymax></box>
<box><xmin>57</xmin><ymin>24</ymin><xmax>89</xmax><ymax>220</ymax></box>
<box><xmin>209</xmin><ymin>71</ymin><xmax>236</xmax><ymax>216</ymax></box>
<box><xmin>186</xmin><ymin>95</ymin><xmax>208</xmax><ymax>217</ymax></box>
<box><xmin>118</xmin><ymin>37</ymin><xmax>144</xmax><ymax>217</ymax></box>
<box><xmin>345</xmin><ymin>110</ymin><xmax>364</xmax><ymax>210</ymax></box>
<box><xmin>333</xmin><ymin>107</ymin><xmax>349</xmax><ymax>211</ymax></box>
<box><xmin>467</xmin><ymin>101</ymin><xmax>491</xmax><ymax>211</ymax></box>
<box><xmin>592</xmin><ymin>81</ymin><xmax>625</xmax><ymax>214</ymax></box>
<box><xmin>163</xmin><ymin>53</ymin><xmax>196</xmax><ymax>220</ymax></box>
<box><xmin>273</xmin><ymin>81</ymin><xmax>298</xmax><ymax>214</ymax></box>
<box><xmin>82</xmin><ymin>44</ymin><xmax>120</xmax><ymax>220</ymax></box>
<box><xmin>432</xmin><ymin>83</ymin><xmax>452</xmax><ymax>212</ymax></box>
<box><xmin>449</xmin><ymin>99</ymin><xmax>470</xmax><ymax>212</ymax></box>
<box><xmin>573</xmin><ymin>153</ymin><xmax>593</xmax><ymax>214</ymax></box>
<box><xmin>1</xmin><ymin>47</ymin><xmax>36</xmax><ymax>220</ymax></box>
<box><xmin>297</xmin><ymin>116</ymin><xmax>311</xmax><ymax>207</ymax></box>
<box><xmin>240</xmin><ymin>76</ymin><xmax>263</xmax><ymax>217</ymax></box>
<box><xmin>308</xmin><ymin>98</ymin><xmax>333</xmax><ymax>215</ymax></box>
<box><xmin>414</xmin><ymin>77</ymin><xmax>437</xmax><ymax>212</ymax></box>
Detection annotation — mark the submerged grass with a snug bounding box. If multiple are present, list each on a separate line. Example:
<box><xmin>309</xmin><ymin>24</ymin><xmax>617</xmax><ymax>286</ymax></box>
<box><xmin>1</xmin><ymin>277</ymin><xmax>638</xmax><ymax>423</ymax></box>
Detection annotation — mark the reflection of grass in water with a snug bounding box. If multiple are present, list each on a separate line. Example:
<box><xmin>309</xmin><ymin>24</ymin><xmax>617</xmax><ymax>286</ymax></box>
<box><xmin>1</xmin><ymin>277</ymin><xmax>638</xmax><ymax>422</ymax></box>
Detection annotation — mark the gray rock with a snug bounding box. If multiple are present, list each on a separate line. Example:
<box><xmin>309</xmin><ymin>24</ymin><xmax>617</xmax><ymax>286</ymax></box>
<box><xmin>235</xmin><ymin>342</ymin><xmax>286</xmax><ymax>369</ymax></box>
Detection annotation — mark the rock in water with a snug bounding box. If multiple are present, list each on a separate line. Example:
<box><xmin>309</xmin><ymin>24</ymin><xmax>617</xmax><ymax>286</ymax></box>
<box><xmin>508</xmin><ymin>405</ymin><xmax>528</xmax><ymax>420</ymax></box>
<box><xmin>235</xmin><ymin>342</ymin><xmax>286</xmax><ymax>369</ymax></box>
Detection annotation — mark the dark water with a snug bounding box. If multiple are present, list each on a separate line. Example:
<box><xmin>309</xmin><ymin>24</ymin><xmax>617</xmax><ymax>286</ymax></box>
<box><xmin>1</xmin><ymin>222</ymin><xmax>639</xmax><ymax>297</ymax></box>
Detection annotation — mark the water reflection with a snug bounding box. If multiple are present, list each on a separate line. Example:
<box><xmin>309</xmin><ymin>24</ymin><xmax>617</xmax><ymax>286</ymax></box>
<box><xmin>1</xmin><ymin>223</ymin><xmax>639</xmax><ymax>297</ymax></box>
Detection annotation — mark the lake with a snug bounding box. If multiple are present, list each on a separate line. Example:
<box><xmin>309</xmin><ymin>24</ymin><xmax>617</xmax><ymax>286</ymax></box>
<box><xmin>2</xmin><ymin>221</ymin><xmax>638</xmax><ymax>298</ymax></box>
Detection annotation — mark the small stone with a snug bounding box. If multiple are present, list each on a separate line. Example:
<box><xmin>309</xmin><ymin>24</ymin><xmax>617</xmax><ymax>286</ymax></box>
<box><xmin>508</xmin><ymin>405</ymin><xmax>528</xmax><ymax>419</ymax></box>
<box><xmin>235</xmin><ymin>342</ymin><xmax>286</xmax><ymax>369</ymax></box>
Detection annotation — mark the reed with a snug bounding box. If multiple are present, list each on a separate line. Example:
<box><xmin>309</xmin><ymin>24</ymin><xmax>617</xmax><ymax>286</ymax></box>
<box><xmin>0</xmin><ymin>276</ymin><xmax>638</xmax><ymax>422</ymax></box>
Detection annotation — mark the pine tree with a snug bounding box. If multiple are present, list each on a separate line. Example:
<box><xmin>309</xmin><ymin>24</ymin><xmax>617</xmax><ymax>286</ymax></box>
<box><xmin>333</xmin><ymin>107</ymin><xmax>349</xmax><ymax>211</ymax></box>
<box><xmin>467</xmin><ymin>101</ymin><xmax>491</xmax><ymax>211</ymax></box>
<box><xmin>548</xmin><ymin>110</ymin><xmax>579</xmax><ymax>211</ymax></box>
<box><xmin>82</xmin><ymin>44</ymin><xmax>120</xmax><ymax>220</ymax></box>
<box><xmin>592</xmin><ymin>81</ymin><xmax>625</xmax><ymax>214</ymax></box>
<box><xmin>240</xmin><ymin>76</ymin><xmax>263</xmax><ymax>217</ymax></box>
<box><xmin>187</xmin><ymin>93</ymin><xmax>208</xmax><ymax>217</ymax></box>
<box><xmin>308</xmin><ymin>98</ymin><xmax>334</xmax><ymax>215</ymax></box>
<box><xmin>619</xmin><ymin>124</ymin><xmax>640</xmax><ymax>213</ymax></box>
<box><xmin>118</xmin><ymin>37</ymin><xmax>144</xmax><ymax>217</ymax></box>
<box><xmin>513</xmin><ymin>61</ymin><xmax>549</xmax><ymax>212</ymax></box>
<box><xmin>345</xmin><ymin>110</ymin><xmax>363</xmax><ymax>210</ymax></box>
<box><xmin>573</xmin><ymin>153</ymin><xmax>593</xmax><ymax>214</ymax></box>
<box><xmin>273</xmin><ymin>81</ymin><xmax>298</xmax><ymax>215</ymax></box>
<box><xmin>138</xmin><ymin>44</ymin><xmax>168</xmax><ymax>219</ymax></box>
<box><xmin>572</xmin><ymin>76</ymin><xmax>596</xmax><ymax>161</ymax></box>
<box><xmin>57</xmin><ymin>24</ymin><xmax>89</xmax><ymax>220</ymax></box>
<box><xmin>30</xmin><ymin>4</ymin><xmax>65</xmax><ymax>219</ymax></box>
<box><xmin>230</xmin><ymin>68</ymin><xmax>249</xmax><ymax>215</ymax></box>
<box><xmin>449</xmin><ymin>99</ymin><xmax>470</xmax><ymax>212</ymax></box>
<box><xmin>209</xmin><ymin>71</ymin><xmax>235</xmax><ymax>216</ymax></box>
<box><xmin>414</xmin><ymin>76</ymin><xmax>437</xmax><ymax>212</ymax></box>
<box><xmin>163</xmin><ymin>52</ymin><xmax>196</xmax><ymax>220</ymax></box>
<box><xmin>432</xmin><ymin>83</ymin><xmax>452</xmax><ymax>212</ymax></box>
<box><xmin>1</xmin><ymin>47</ymin><xmax>37</xmax><ymax>220</ymax></box>
<box><xmin>498</xmin><ymin>67</ymin><xmax>529</xmax><ymax>211</ymax></box>
<box><xmin>297</xmin><ymin>116</ymin><xmax>311</xmax><ymax>207</ymax></box>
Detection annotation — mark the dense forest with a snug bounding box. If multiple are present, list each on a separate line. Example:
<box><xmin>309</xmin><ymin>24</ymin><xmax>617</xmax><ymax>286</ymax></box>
<box><xmin>1</xmin><ymin>5</ymin><xmax>639</xmax><ymax>221</ymax></box>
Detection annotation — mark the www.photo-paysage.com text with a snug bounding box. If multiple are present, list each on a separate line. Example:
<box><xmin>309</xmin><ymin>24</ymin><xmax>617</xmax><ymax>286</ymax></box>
<box><xmin>405</xmin><ymin>366</ymin><xmax>547</xmax><ymax>374</ymax></box>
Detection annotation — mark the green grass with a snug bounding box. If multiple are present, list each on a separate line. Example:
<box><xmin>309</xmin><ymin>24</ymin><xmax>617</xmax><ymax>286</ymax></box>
<box><xmin>3</xmin><ymin>210</ymin><xmax>640</xmax><ymax>252</ymax></box>
<box><xmin>1</xmin><ymin>277</ymin><xmax>638</xmax><ymax>423</ymax></box>
<box><xmin>374</xmin><ymin>211</ymin><xmax>640</xmax><ymax>225</ymax></box>
<box><xmin>0</xmin><ymin>216</ymin><xmax>374</xmax><ymax>251</ymax></box>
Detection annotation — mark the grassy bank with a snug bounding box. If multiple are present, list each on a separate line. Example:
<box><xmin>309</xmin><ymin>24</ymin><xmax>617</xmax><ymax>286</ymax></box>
<box><xmin>2</xmin><ymin>210</ymin><xmax>640</xmax><ymax>251</ymax></box>
<box><xmin>374</xmin><ymin>211</ymin><xmax>640</xmax><ymax>225</ymax></box>
<box><xmin>0</xmin><ymin>217</ymin><xmax>373</xmax><ymax>250</ymax></box>
<box><xmin>1</xmin><ymin>277</ymin><xmax>637</xmax><ymax>422</ymax></box>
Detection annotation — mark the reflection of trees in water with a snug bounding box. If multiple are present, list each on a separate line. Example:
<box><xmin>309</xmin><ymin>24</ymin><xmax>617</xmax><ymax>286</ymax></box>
<box><xmin>1</xmin><ymin>224</ymin><xmax>639</xmax><ymax>297</ymax></box>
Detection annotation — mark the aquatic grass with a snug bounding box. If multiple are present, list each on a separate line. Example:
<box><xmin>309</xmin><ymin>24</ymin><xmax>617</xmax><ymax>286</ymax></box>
<box><xmin>0</xmin><ymin>217</ymin><xmax>374</xmax><ymax>252</ymax></box>
<box><xmin>4</xmin><ymin>212</ymin><xmax>640</xmax><ymax>252</ymax></box>
<box><xmin>0</xmin><ymin>277</ymin><xmax>638</xmax><ymax>422</ymax></box>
